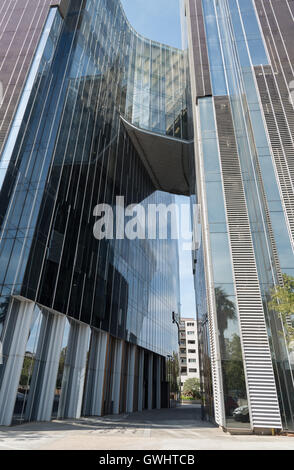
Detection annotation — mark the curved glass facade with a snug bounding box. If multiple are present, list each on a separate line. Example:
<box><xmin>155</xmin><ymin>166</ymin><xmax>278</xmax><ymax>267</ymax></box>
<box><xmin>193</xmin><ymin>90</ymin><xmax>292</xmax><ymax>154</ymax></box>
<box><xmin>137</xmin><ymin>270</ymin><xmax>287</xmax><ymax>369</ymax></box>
<box><xmin>124</xmin><ymin>16</ymin><xmax>188</xmax><ymax>139</ymax></box>
<box><xmin>0</xmin><ymin>0</ymin><xmax>191</xmax><ymax>426</ymax></box>
<box><xmin>0</xmin><ymin>0</ymin><xmax>188</xmax><ymax>361</ymax></box>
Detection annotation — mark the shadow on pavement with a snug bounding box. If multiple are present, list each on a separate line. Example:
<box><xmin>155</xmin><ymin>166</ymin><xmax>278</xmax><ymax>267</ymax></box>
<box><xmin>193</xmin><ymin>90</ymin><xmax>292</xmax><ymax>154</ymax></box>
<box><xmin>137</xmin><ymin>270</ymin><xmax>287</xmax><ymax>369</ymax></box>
<box><xmin>0</xmin><ymin>404</ymin><xmax>216</xmax><ymax>436</ymax></box>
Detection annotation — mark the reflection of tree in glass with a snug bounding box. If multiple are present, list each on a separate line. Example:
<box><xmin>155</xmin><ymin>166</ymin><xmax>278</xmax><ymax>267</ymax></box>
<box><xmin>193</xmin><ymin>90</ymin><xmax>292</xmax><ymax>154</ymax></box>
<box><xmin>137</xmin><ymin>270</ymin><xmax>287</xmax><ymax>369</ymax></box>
<box><xmin>56</xmin><ymin>347</ymin><xmax>67</xmax><ymax>390</ymax></box>
<box><xmin>167</xmin><ymin>351</ymin><xmax>180</xmax><ymax>395</ymax></box>
<box><xmin>269</xmin><ymin>274</ymin><xmax>294</xmax><ymax>343</ymax></box>
<box><xmin>223</xmin><ymin>334</ymin><xmax>246</xmax><ymax>397</ymax></box>
<box><xmin>19</xmin><ymin>355</ymin><xmax>35</xmax><ymax>389</ymax></box>
<box><xmin>215</xmin><ymin>288</ymin><xmax>247</xmax><ymax>407</ymax></box>
<box><xmin>215</xmin><ymin>286</ymin><xmax>236</xmax><ymax>357</ymax></box>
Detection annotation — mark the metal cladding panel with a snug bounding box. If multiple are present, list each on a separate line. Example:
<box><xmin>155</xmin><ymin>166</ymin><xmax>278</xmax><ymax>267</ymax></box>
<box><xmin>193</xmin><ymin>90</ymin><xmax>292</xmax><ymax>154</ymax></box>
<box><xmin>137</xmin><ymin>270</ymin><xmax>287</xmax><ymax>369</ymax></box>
<box><xmin>254</xmin><ymin>151</ymin><xmax>284</xmax><ymax>286</ymax></box>
<box><xmin>205</xmin><ymin>282</ymin><xmax>225</xmax><ymax>427</ymax></box>
<box><xmin>252</xmin><ymin>1</ymin><xmax>294</xmax><ymax>138</ymax></box>
<box><xmin>195</xmin><ymin>104</ymin><xmax>225</xmax><ymax>428</ymax></box>
<box><xmin>254</xmin><ymin>0</ymin><xmax>294</xmax><ymax>68</ymax></box>
<box><xmin>254</xmin><ymin>65</ymin><xmax>294</xmax><ymax>249</ymax></box>
<box><xmin>187</xmin><ymin>0</ymin><xmax>212</xmax><ymax>99</ymax></box>
<box><xmin>252</xmin><ymin>1</ymin><xmax>294</xmax><ymax>249</ymax></box>
<box><xmin>214</xmin><ymin>96</ymin><xmax>282</xmax><ymax>429</ymax></box>
<box><xmin>0</xmin><ymin>0</ymin><xmax>66</xmax><ymax>156</ymax></box>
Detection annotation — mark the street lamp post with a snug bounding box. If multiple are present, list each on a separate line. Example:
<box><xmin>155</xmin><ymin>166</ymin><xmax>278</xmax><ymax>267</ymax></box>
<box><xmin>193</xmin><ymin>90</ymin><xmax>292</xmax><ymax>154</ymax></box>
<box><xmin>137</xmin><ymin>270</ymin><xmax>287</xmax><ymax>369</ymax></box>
<box><xmin>172</xmin><ymin>311</ymin><xmax>180</xmax><ymax>345</ymax></box>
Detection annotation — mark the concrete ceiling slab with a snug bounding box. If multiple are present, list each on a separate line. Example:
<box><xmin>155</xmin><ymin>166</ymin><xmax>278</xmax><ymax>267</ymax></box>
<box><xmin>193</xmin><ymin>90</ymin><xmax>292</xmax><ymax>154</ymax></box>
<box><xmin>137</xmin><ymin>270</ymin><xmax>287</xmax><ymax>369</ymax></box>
<box><xmin>121</xmin><ymin>116</ymin><xmax>193</xmax><ymax>196</ymax></box>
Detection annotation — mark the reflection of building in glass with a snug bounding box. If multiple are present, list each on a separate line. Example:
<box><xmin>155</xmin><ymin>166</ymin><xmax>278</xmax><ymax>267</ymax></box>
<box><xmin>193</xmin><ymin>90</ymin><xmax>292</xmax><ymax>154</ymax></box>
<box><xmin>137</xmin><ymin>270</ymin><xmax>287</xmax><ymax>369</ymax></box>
<box><xmin>0</xmin><ymin>0</ymin><xmax>190</xmax><ymax>425</ymax></box>
<box><xmin>186</xmin><ymin>0</ymin><xmax>294</xmax><ymax>432</ymax></box>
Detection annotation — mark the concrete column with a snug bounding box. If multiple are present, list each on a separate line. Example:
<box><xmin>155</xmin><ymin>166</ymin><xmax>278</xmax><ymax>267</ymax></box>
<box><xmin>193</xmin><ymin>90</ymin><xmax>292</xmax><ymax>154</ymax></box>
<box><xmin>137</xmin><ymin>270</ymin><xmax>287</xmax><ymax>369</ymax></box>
<box><xmin>137</xmin><ymin>348</ymin><xmax>144</xmax><ymax>412</ymax></box>
<box><xmin>148</xmin><ymin>352</ymin><xmax>153</xmax><ymax>410</ymax></box>
<box><xmin>156</xmin><ymin>355</ymin><xmax>161</xmax><ymax>410</ymax></box>
<box><xmin>112</xmin><ymin>339</ymin><xmax>123</xmax><ymax>414</ymax></box>
<box><xmin>58</xmin><ymin>320</ymin><xmax>91</xmax><ymax>419</ymax></box>
<box><xmin>0</xmin><ymin>299</ymin><xmax>34</xmax><ymax>426</ymax></box>
<box><xmin>24</xmin><ymin>308</ymin><xmax>66</xmax><ymax>422</ymax></box>
<box><xmin>126</xmin><ymin>344</ymin><xmax>136</xmax><ymax>413</ymax></box>
<box><xmin>82</xmin><ymin>329</ymin><xmax>108</xmax><ymax>417</ymax></box>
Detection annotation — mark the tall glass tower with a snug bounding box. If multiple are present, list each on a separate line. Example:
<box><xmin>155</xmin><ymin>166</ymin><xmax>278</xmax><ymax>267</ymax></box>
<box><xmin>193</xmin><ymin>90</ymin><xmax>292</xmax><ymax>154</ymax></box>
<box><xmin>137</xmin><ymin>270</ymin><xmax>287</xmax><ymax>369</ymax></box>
<box><xmin>185</xmin><ymin>0</ymin><xmax>294</xmax><ymax>431</ymax></box>
<box><xmin>0</xmin><ymin>0</ymin><xmax>191</xmax><ymax>426</ymax></box>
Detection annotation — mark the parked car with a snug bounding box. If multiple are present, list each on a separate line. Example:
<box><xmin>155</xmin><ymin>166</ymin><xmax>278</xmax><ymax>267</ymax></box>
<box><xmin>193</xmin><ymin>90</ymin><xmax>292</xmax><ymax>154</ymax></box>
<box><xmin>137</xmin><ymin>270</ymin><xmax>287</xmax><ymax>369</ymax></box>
<box><xmin>233</xmin><ymin>405</ymin><xmax>250</xmax><ymax>422</ymax></box>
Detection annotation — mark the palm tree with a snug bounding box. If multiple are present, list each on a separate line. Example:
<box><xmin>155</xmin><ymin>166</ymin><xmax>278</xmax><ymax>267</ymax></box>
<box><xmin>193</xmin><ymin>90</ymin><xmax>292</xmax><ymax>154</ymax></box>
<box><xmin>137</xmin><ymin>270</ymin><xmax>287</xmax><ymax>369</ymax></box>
<box><xmin>214</xmin><ymin>286</ymin><xmax>236</xmax><ymax>358</ymax></box>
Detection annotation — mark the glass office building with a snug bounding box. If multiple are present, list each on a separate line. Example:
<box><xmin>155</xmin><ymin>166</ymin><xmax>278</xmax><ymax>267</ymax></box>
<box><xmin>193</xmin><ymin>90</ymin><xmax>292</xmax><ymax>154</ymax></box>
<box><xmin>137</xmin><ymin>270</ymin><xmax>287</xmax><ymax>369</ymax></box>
<box><xmin>1</xmin><ymin>0</ymin><xmax>293</xmax><ymax>435</ymax></box>
<box><xmin>186</xmin><ymin>0</ymin><xmax>294</xmax><ymax>431</ymax></box>
<box><xmin>0</xmin><ymin>0</ymin><xmax>190</xmax><ymax>425</ymax></box>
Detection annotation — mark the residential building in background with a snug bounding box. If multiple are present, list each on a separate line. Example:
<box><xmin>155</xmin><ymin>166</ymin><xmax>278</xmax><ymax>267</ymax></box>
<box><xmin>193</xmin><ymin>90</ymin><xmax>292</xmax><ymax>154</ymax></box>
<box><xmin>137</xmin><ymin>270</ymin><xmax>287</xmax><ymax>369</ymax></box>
<box><xmin>179</xmin><ymin>317</ymin><xmax>199</xmax><ymax>391</ymax></box>
<box><xmin>0</xmin><ymin>0</ymin><xmax>191</xmax><ymax>426</ymax></box>
<box><xmin>185</xmin><ymin>0</ymin><xmax>294</xmax><ymax>431</ymax></box>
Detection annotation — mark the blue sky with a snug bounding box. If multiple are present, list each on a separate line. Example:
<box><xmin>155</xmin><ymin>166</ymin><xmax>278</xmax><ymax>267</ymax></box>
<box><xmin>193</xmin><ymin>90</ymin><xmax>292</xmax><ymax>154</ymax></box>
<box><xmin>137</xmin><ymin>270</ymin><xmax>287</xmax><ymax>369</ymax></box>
<box><xmin>121</xmin><ymin>0</ymin><xmax>196</xmax><ymax>319</ymax></box>
<box><xmin>120</xmin><ymin>0</ymin><xmax>182</xmax><ymax>49</ymax></box>
<box><xmin>177</xmin><ymin>196</ymin><xmax>197</xmax><ymax>320</ymax></box>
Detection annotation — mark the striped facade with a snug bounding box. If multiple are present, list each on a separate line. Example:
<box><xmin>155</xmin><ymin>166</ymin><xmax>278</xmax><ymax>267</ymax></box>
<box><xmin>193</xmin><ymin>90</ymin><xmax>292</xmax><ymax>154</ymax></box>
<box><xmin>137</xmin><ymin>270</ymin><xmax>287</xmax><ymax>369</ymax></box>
<box><xmin>0</xmin><ymin>0</ymin><xmax>68</xmax><ymax>154</ymax></box>
<box><xmin>186</xmin><ymin>0</ymin><xmax>294</xmax><ymax>432</ymax></box>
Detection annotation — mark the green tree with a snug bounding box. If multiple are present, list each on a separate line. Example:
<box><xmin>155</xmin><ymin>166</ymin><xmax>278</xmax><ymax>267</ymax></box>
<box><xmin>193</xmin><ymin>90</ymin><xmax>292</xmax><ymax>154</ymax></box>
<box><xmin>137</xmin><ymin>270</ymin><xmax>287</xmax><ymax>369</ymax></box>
<box><xmin>269</xmin><ymin>274</ymin><xmax>294</xmax><ymax>342</ymax></box>
<box><xmin>215</xmin><ymin>287</ymin><xmax>236</xmax><ymax>357</ymax></box>
<box><xmin>167</xmin><ymin>352</ymin><xmax>180</xmax><ymax>396</ymax></box>
<box><xmin>56</xmin><ymin>347</ymin><xmax>67</xmax><ymax>389</ymax></box>
<box><xmin>183</xmin><ymin>377</ymin><xmax>201</xmax><ymax>399</ymax></box>
<box><xmin>215</xmin><ymin>288</ymin><xmax>247</xmax><ymax>402</ymax></box>
<box><xmin>19</xmin><ymin>355</ymin><xmax>34</xmax><ymax>388</ymax></box>
<box><xmin>223</xmin><ymin>334</ymin><xmax>246</xmax><ymax>397</ymax></box>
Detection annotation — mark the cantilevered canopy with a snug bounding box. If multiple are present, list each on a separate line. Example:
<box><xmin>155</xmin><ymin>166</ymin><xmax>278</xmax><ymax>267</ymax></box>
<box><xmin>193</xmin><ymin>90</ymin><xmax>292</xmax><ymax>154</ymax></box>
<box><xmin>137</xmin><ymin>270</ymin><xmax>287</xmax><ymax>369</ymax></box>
<box><xmin>121</xmin><ymin>116</ymin><xmax>193</xmax><ymax>196</ymax></box>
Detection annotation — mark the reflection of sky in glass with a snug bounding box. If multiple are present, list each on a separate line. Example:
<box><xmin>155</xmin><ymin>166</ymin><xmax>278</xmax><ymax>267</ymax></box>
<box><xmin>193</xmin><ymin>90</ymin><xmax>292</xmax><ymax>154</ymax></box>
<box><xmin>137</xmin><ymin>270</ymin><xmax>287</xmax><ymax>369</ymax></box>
<box><xmin>199</xmin><ymin>94</ymin><xmax>248</xmax><ymax>408</ymax></box>
<box><xmin>126</xmin><ymin>38</ymin><xmax>187</xmax><ymax>138</ymax></box>
<box><xmin>176</xmin><ymin>195</ymin><xmax>196</xmax><ymax>317</ymax></box>
<box><xmin>210</xmin><ymin>234</ymin><xmax>234</xmax><ymax>284</ymax></box>
<box><xmin>226</xmin><ymin>0</ymin><xmax>294</xmax><ymax>278</ymax></box>
<box><xmin>62</xmin><ymin>319</ymin><xmax>71</xmax><ymax>349</ymax></box>
<box><xmin>26</xmin><ymin>307</ymin><xmax>42</xmax><ymax>354</ymax></box>
<box><xmin>236</xmin><ymin>0</ymin><xmax>268</xmax><ymax>66</ymax></box>
<box><xmin>202</xmin><ymin>0</ymin><xmax>227</xmax><ymax>96</ymax></box>
<box><xmin>0</xmin><ymin>0</ymin><xmax>181</xmax><ymax>359</ymax></box>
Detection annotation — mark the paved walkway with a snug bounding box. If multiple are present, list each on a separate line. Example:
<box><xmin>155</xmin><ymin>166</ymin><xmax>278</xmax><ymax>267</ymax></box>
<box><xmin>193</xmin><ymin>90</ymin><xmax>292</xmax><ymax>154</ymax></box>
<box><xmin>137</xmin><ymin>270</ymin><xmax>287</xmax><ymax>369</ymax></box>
<box><xmin>0</xmin><ymin>404</ymin><xmax>293</xmax><ymax>450</ymax></box>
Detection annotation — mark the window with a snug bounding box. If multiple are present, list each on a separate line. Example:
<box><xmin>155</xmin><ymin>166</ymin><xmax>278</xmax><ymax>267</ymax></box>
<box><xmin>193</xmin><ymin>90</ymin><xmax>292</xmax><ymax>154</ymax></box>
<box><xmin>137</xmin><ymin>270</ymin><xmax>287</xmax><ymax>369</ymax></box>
<box><xmin>188</xmin><ymin>340</ymin><xmax>195</xmax><ymax>344</ymax></box>
<box><xmin>188</xmin><ymin>359</ymin><xmax>196</xmax><ymax>363</ymax></box>
<box><xmin>189</xmin><ymin>368</ymin><xmax>197</xmax><ymax>373</ymax></box>
<box><xmin>187</xmin><ymin>331</ymin><xmax>194</xmax><ymax>335</ymax></box>
<box><xmin>188</xmin><ymin>349</ymin><xmax>196</xmax><ymax>353</ymax></box>
<box><xmin>187</xmin><ymin>322</ymin><xmax>194</xmax><ymax>326</ymax></box>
